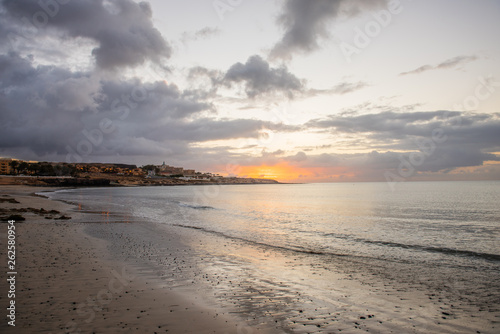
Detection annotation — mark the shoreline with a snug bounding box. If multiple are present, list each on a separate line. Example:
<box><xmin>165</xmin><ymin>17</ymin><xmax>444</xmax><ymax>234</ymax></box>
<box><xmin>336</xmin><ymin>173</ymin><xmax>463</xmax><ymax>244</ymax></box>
<box><xmin>0</xmin><ymin>175</ymin><xmax>284</xmax><ymax>188</ymax></box>
<box><xmin>0</xmin><ymin>186</ymin><xmax>271</xmax><ymax>333</ymax></box>
<box><xmin>0</xmin><ymin>185</ymin><xmax>497</xmax><ymax>333</ymax></box>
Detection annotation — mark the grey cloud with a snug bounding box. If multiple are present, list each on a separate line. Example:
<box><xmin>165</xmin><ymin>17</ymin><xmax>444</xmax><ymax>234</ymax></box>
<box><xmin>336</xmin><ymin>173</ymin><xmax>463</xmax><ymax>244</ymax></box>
<box><xmin>0</xmin><ymin>11</ymin><xmax>18</xmax><ymax>46</ymax></box>
<box><xmin>307</xmin><ymin>110</ymin><xmax>461</xmax><ymax>135</ymax></box>
<box><xmin>194</xmin><ymin>27</ymin><xmax>220</xmax><ymax>38</ymax></box>
<box><xmin>313</xmin><ymin>153</ymin><xmax>341</xmax><ymax>165</ymax></box>
<box><xmin>415</xmin><ymin>148</ymin><xmax>497</xmax><ymax>172</ymax></box>
<box><xmin>287</xmin><ymin>148</ymin><xmax>498</xmax><ymax>182</ymax></box>
<box><xmin>95</xmin><ymin>118</ymin><xmax>298</xmax><ymax>165</ymax></box>
<box><xmin>0</xmin><ymin>1</ymin><xmax>306</xmax><ymax>166</ymax></box>
<box><xmin>399</xmin><ymin>64</ymin><xmax>432</xmax><ymax>76</ymax></box>
<box><xmin>145</xmin><ymin>118</ymin><xmax>297</xmax><ymax>143</ymax></box>
<box><xmin>188</xmin><ymin>66</ymin><xmax>220</xmax><ymax>79</ymax></box>
<box><xmin>260</xmin><ymin>149</ymin><xmax>286</xmax><ymax>159</ymax></box>
<box><xmin>306</xmin><ymin>110</ymin><xmax>500</xmax><ymax>172</ymax></box>
<box><xmin>400</xmin><ymin>55</ymin><xmax>478</xmax><ymax>76</ymax></box>
<box><xmin>222</xmin><ymin>55</ymin><xmax>304</xmax><ymax>98</ymax></box>
<box><xmin>0</xmin><ymin>53</ymin><xmax>300</xmax><ymax>161</ymax></box>
<box><xmin>188</xmin><ymin>66</ymin><xmax>222</xmax><ymax>91</ymax></box>
<box><xmin>0</xmin><ymin>53</ymin><xmax>215</xmax><ymax>160</ymax></box>
<box><xmin>285</xmin><ymin>151</ymin><xmax>307</xmax><ymax>162</ymax></box>
<box><xmin>270</xmin><ymin>0</ymin><xmax>388</xmax><ymax>59</ymax></box>
<box><xmin>98</xmin><ymin>79</ymin><xmax>212</xmax><ymax>120</ymax></box>
<box><xmin>338</xmin><ymin>101</ymin><xmax>423</xmax><ymax>117</ymax></box>
<box><xmin>0</xmin><ymin>51</ymin><xmax>36</xmax><ymax>86</ymax></box>
<box><xmin>339</xmin><ymin>0</ymin><xmax>389</xmax><ymax>17</ymax></box>
<box><xmin>2</xmin><ymin>0</ymin><xmax>171</xmax><ymax>70</ymax></box>
<box><xmin>360</xmin><ymin>148</ymin><xmax>497</xmax><ymax>174</ymax></box>
<box><xmin>182</xmin><ymin>27</ymin><xmax>220</xmax><ymax>43</ymax></box>
<box><xmin>308</xmin><ymin>81</ymin><xmax>368</xmax><ymax>96</ymax></box>
<box><xmin>330</xmin><ymin>81</ymin><xmax>368</xmax><ymax>95</ymax></box>
<box><xmin>188</xmin><ymin>57</ymin><xmax>305</xmax><ymax>99</ymax></box>
<box><xmin>436</xmin><ymin>55</ymin><xmax>477</xmax><ymax>69</ymax></box>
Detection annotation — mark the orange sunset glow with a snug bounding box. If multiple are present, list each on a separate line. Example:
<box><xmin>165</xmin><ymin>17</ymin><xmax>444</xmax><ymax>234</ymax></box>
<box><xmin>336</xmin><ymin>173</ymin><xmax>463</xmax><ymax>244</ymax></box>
<box><xmin>233</xmin><ymin>162</ymin><xmax>313</xmax><ymax>181</ymax></box>
<box><xmin>235</xmin><ymin>163</ymin><xmax>358</xmax><ymax>182</ymax></box>
<box><xmin>238</xmin><ymin>162</ymin><xmax>311</xmax><ymax>182</ymax></box>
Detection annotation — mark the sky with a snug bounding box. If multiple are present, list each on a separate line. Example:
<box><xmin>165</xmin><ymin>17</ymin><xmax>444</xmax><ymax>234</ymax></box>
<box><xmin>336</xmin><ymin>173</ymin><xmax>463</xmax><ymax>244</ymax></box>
<box><xmin>1</xmin><ymin>0</ymin><xmax>499</xmax><ymax>183</ymax></box>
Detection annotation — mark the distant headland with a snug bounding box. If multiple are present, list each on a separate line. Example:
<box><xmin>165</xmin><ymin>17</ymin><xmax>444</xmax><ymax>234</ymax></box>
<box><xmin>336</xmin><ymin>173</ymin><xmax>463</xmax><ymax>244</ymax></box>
<box><xmin>0</xmin><ymin>158</ymin><xmax>279</xmax><ymax>187</ymax></box>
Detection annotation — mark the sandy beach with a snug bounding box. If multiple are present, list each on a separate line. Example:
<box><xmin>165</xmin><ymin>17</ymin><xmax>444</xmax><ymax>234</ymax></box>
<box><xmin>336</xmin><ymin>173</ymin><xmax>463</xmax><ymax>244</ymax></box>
<box><xmin>1</xmin><ymin>0</ymin><xmax>499</xmax><ymax>332</ymax></box>
<box><xmin>0</xmin><ymin>186</ymin><xmax>270</xmax><ymax>333</ymax></box>
<box><xmin>0</xmin><ymin>185</ymin><xmax>498</xmax><ymax>333</ymax></box>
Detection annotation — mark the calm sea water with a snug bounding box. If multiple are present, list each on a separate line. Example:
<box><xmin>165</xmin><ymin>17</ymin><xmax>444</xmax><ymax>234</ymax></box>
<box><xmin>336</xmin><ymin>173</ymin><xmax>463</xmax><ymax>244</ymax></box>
<box><xmin>48</xmin><ymin>181</ymin><xmax>500</xmax><ymax>266</ymax></box>
<box><xmin>45</xmin><ymin>181</ymin><xmax>500</xmax><ymax>332</ymax></box>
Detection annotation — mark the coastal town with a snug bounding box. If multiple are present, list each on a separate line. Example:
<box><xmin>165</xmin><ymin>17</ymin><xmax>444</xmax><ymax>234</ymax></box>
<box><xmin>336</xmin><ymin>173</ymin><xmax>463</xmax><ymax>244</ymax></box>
<box><xmin>0</xmin><ymin>158</ymin><xmax>278</xmax><ymax>186</ymax></box>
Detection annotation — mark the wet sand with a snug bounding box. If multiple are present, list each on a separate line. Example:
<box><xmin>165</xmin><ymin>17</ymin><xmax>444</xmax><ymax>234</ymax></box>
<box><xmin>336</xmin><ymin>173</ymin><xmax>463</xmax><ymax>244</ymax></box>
<box><xmin>0</xmin><ymin>185</ymin><xmax>497</xmax><ymax>333</ymax></box>
<box><xmin>87</xmin><ymin>218</ymin><xmax>498</xmax><ymax>334</ymax></box>
<box><xmin>0</xmin><ymin>186</ymin><xmax>269</xmax><ymax>333</ymax></box>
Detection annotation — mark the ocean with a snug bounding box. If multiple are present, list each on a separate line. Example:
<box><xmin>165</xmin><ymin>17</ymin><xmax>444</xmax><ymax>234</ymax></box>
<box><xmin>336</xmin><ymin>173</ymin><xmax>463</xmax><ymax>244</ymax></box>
<box><xmin>44</xmin><ymin>181</ymin><xmax>500</xmax><ymax>333</ymax></box>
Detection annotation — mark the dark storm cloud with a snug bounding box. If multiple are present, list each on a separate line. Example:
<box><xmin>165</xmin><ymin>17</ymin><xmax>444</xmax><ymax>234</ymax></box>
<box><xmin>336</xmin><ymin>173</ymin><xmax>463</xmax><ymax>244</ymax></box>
<box><xmin>0</xmin><ymin>53</ymin><xmax>205</xmax><ymax>157</ymax></box>
<box><xmin>144</xmin><ymin>118</ymin><xmax>298</xmax><ymax>143</ymax></box>
<box><xmin>2</xmin><ymin>0</ymin><xmax>171</xmax><ymax>70</ymax></box>
<box><xmin>82</xmin><ymin>118</ymin><xmax>295</xmax><ymax>160</ymax></box>
<box><xmin>284</xmin><ymin>148</ymin><xmax>498</xmax><ymax>182</ymax></box>
<box><xmin>307</xmin><ymin>110</ymin><xmax>462</xmax><ymax>135</ymax></box>
<box><xmin>191</xmin><ymin>57</ymin><xmax>364</xmax><ymax>100</ymax></box>
<box><xmin>0</xmin><ymin>51</ymin><xmax>36</xmax><ymax>86</ymax></box>
<box><xmin>0</xmin><ymin>10</ymin><xmax>18</xmax><ymax>45</ymax></box>
<box><xmin>0</xmin><ymin>3</ymin><xmax>302</xmax><ymax>163</ymax></box>
<box><xmin>270</xmin><ymin>0</ymin><xmax>388</xmax><ymax>59</ymax></box>
<box><xmin>400</xmin><ymin>55</ymin><xmax>478</xmax><ymax>76</ymax></box>
<box><xmin>306</xmin><ymin>110</ymin><xmax>500</xmax><ymax>148</ymax></box>
<box><xmin>0</xmin><ymin>53</ymin><xmax>298</xmax><ymax>160</ymax></box>
<box><xmin>222</xmin><ymin>55</ymin><xmax>304</xmax><ymax>98</ymax></box>
<box><xmin>98</xmin><ymin>79</ymin><xmax>212</xmax><ymax>120</ymax></box>
<box><xmin>306</xmin><ymin>111</ymin><xmax>500</xmax><ymax>172</ymax></box>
